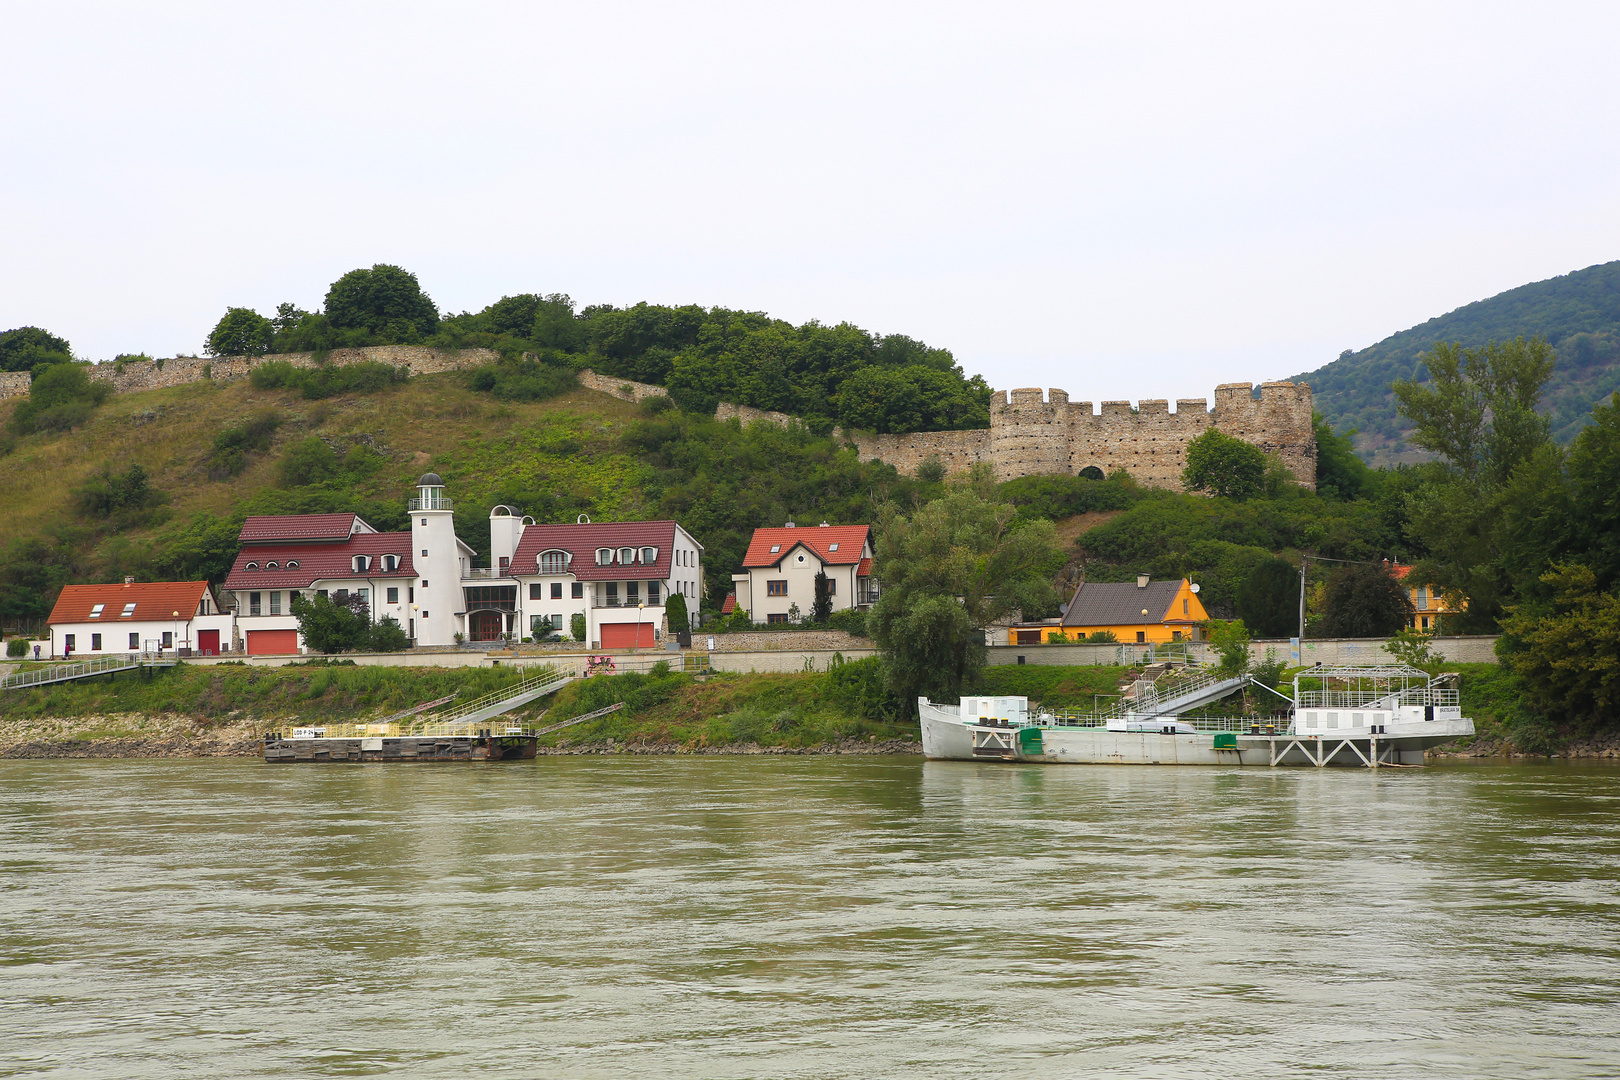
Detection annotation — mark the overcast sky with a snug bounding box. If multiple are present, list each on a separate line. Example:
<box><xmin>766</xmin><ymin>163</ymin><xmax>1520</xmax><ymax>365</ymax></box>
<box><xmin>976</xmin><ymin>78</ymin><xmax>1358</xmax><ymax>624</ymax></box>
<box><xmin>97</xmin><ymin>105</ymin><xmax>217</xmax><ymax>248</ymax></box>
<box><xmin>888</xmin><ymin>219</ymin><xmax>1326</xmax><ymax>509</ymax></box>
<box><xmin>5</xmin><ymin>2</ymin><xmax>1618</xmax><ymax>402</ymax></box>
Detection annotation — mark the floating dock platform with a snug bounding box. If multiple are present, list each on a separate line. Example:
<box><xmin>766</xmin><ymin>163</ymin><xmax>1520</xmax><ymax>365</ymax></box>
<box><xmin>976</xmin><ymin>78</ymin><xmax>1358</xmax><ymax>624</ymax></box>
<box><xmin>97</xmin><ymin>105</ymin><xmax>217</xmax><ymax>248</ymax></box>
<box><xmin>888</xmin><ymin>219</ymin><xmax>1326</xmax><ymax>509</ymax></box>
<box><xmin>262</xmin><ymin>731</ymin><xmax>537</xmax><ymax>763</ymax></box>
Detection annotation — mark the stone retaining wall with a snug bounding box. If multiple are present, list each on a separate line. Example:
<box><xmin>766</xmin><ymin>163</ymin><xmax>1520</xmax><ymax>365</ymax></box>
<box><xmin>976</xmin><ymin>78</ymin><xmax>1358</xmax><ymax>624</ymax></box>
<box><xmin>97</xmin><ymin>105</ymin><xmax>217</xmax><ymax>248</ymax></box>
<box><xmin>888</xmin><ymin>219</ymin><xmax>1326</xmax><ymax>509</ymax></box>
<box><xmin>0</xmin><ymin>373</ymin><xmax>30</xmax><ymax>400</ymax></box>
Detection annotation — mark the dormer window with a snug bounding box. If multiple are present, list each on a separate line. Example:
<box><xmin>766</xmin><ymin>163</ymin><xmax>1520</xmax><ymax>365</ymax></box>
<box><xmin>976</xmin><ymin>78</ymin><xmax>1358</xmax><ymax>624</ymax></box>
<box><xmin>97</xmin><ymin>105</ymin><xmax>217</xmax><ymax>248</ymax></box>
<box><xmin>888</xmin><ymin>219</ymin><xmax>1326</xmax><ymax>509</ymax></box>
<box><xmin>540</xmin><ymin>551</ymin><xmax>569</xmax><ymax>574</ymax></box>
<box><xmin>245</xmin><ymin>561</ymin><xmax>259</xmax><ymax>571</ymax></box>
<box><xmin>640</xmin><ymin>547</ymin><xmax>657</xmax><ymax>564</ymax></box>
<box><xmin>89</xmin><ymin>604</ymin><xmax>104</xmax><ymax>619</ymax></box>
<box><xmin>265</xmin><ymin>561</ymin><xmax>279</xmax><ymax>570</ymax></box>
<box><xmin>381</xmin><ymin>554</ymin><xmax>399</xmax><ymax>572</ymax></box>
<box><xmin>286</xmin><ymin>560</ymin><xmax>299</xmax><ymax>569</ymax></box>
<box><xmin>596</xmin><ymin>548</ymin><xmax>613</xmax><ymax>566</ymax></box>
<box><xmin>618</xmin><ymin>547</ymin><xmax>636</xmax><ymax>565</ymax></box>
<box><xmin>352</xmin><ymin>555</ymin><xmax>371</xmax><ymax>573</ymax></box>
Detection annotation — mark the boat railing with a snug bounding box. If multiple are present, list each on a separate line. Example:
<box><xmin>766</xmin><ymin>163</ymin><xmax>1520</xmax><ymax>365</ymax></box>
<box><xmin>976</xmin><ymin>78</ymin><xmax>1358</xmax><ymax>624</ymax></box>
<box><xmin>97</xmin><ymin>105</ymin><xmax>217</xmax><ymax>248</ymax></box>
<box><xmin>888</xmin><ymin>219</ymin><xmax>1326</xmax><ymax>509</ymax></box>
<box><xmin>1296</xmin><ymin>686</ymin><xmax>1459</xmax><ymax>709</ymax></box>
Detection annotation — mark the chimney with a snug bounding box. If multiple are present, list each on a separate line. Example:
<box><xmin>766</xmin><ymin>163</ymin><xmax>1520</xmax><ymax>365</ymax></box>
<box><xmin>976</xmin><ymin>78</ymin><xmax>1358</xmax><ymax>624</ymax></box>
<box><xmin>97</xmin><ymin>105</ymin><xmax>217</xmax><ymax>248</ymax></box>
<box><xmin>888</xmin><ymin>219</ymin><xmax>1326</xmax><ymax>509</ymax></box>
<box><xmin>819</xmin><ymin>521</ymin><xmax>829</xmax><ymax>527</ymax></box>
<box><xmin>1136</xmin><ymin>575</ymin><xmax>1149</xmax><ymax>589</ymax></box>
<box><xmin>124</xmin><ymin>576</ymin><xmax>134</xmax><ymax>587</ymax></box>
<box><xmin>785</xmin><ymin>521</ymin><xmax>796</xmax><ymax>528</ymax></box>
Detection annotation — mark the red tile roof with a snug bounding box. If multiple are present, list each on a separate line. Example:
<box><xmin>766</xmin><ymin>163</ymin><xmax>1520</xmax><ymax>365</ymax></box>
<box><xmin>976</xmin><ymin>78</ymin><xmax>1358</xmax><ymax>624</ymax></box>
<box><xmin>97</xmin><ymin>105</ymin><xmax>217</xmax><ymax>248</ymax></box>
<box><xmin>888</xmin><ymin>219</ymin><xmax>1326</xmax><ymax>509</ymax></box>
<box><xmin>857</xmin><ymin>557</ymin><xmax>872</xmax><ymax>577</ymax></box>
<box><xmin>222</xmin><ymin>533</ymin><xmax>416</xmax><ymax>590</ymax></box>
<box><xmin>720</xmin><ymin>593</ymin><xmax>736</xmax><ymax>615</ymax></box>
<box><xmin>48</xmin><ymin>581</ymin><xmax>214</xmax><ymax>625</ymax></box>
<box><xmin>742</xmin><ymin>525</ymin><xmax>870</xmax><ymax>568</ymax></box>
<box><xmin>238</xmin><ymin>513</ymin><xmax>363</xmax><ymax>544</ymax></box>
<box><xmin>511</xmin><ymin>521</ymin><xmax>683</xmax><ymax>581</ymax></box>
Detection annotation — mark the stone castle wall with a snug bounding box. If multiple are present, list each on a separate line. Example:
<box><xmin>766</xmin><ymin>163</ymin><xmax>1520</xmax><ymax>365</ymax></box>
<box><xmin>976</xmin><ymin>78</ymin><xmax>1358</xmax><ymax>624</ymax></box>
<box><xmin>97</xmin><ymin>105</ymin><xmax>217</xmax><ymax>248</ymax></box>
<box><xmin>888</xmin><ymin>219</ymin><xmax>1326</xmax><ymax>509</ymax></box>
<box><xmin>577</xmin><ymin>369</ymin><xmax>1314</xmax><ymax>490</ymax></box>
<box><xmin>85</xmin><ymin>345</ymin><xmax>499</xmax><ymax>394</ymax></box>
<box><xmin>31</xmin><ymin>349</ymin><xmax>1312</xmax><ymax>491</ymax></box>
<box><xmin>0</xmin><ymin>373</ymin><xmax>30</xmax><ymax>399</ymax></box>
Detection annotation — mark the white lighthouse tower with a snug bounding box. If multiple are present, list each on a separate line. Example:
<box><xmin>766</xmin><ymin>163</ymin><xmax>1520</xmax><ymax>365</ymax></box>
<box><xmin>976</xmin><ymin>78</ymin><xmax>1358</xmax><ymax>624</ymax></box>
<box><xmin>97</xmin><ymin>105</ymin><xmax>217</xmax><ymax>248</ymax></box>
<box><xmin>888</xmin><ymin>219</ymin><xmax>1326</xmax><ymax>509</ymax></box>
<box><xmin>409</xmin><ymin>473</ymin><xmax>468</xmax><ymax>646</ymax></box>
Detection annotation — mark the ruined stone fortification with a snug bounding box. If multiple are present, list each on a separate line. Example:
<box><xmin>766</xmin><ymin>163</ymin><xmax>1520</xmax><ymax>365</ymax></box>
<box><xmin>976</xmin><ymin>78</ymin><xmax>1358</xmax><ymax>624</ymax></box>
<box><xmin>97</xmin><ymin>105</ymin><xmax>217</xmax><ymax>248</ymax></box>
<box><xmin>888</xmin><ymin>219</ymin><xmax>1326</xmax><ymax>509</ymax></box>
<box><xmin>83</xmin><ymin>345</ymin><xmax>499</xmax><ymax>395</ymax></box>
<box><xmin>584</xmin><ymin>369</ymin><xmax>1315</xmax><ymax>491</ymax></box>
<box><xmin>22</xmin><ymin>349</ymin><xmax>1312</xmax><ymax>491</ymax></box>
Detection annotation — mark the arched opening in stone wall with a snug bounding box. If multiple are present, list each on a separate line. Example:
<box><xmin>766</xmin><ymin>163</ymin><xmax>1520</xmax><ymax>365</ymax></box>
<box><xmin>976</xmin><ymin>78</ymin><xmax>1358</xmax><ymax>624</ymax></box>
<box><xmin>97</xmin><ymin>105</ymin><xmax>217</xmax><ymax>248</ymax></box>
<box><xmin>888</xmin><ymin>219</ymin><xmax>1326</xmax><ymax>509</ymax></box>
<box><xmin>1078</xmin><ymin>466</ymin><xmax>1105</xmax><ymax>481</ymax></box>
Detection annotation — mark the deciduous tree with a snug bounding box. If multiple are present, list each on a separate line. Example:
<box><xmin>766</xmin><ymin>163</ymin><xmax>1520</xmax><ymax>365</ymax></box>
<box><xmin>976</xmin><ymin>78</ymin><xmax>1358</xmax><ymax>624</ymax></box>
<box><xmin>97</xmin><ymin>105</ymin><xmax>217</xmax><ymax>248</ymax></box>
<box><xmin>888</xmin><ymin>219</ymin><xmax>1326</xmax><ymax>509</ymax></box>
<box><xmin>206</xmin><ymin>307</ymin><xmax>274</xmax><ymax>357</ymax></box>
<box><xmin>1182</xmin><ymin>428</ymin><xmax>1266</xmax><ymax>499</ymax></box>
<box><xmin>1318</xmin><ymin>562</ymin><xmax>1413</xmax><ymax>638</ymax></box>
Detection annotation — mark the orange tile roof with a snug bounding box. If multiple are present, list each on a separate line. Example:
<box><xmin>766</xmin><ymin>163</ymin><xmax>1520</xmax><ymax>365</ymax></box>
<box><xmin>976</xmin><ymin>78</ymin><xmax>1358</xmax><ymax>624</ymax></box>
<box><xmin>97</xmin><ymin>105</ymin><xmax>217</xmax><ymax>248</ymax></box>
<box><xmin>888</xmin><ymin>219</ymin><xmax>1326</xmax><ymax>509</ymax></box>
<box><xmin>742</xmin><ymin>525</ymin><xmax>870</xmax><ymax>568</ymax></box>
<box><xmin>48</xmin><ymin>581</ymin><xmax>213</xmax><ymax>624</ymax></box>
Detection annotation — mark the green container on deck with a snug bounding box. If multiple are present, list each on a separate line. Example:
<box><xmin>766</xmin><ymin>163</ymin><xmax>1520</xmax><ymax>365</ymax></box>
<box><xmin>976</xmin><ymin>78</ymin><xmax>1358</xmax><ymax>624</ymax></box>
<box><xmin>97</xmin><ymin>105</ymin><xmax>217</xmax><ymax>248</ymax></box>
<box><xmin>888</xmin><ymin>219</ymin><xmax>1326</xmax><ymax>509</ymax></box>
<box><xmin>1018</xmin><ymin>727</ymin><xmax>1044</xmax><ymax>753</ymax></box>
<box><xmin>1212</xmin><ymin>732</ymin><xmax>1238</xmax><ymax>749</ymax></box>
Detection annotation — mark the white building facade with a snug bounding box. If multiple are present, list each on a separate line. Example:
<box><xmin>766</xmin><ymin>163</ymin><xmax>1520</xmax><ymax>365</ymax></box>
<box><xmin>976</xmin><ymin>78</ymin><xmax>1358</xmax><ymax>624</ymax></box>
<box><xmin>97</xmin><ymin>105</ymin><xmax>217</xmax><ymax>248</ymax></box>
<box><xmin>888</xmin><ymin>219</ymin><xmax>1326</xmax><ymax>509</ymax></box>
<box><xmin>731</xmin><ymin>524</ymin><xmax>876</xmax><ymax>624</ymax></box>
<box><xmin>46</xmin><ymin>580</ymin><xmax>233</xmax><ymax>659</ymax></box>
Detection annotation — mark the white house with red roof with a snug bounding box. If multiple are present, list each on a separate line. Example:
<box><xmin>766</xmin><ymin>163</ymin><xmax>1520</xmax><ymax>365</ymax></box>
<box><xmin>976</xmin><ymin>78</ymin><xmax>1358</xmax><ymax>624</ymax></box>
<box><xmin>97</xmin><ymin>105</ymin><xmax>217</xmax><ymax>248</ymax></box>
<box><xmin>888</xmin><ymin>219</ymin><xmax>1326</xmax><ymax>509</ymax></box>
<box><xmin>503</xmin><ymin>512</ymin><xmax>704</xmax><ymax>648</ymax></box>
<box><xmin>731</xmin><ymin>523</ymin><xmax>875</xmax><ymax>624</ymax></box>
<box><xmin>221</xmin><ymin>474</ymin><xmax>475</xmax><ymax>653</ymax></box>
<box><xmin>46</xmin><ymin>580</ymin><xmax>232</xmax><ymax>659</ymax></box>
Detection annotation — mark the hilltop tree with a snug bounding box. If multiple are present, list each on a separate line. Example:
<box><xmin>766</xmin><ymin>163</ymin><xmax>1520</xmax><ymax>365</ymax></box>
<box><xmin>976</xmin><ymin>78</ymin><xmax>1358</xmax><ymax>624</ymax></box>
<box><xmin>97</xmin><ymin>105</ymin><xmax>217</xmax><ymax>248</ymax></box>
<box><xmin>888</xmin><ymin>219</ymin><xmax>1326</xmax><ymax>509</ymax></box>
<box><xmin>206</xmin><ymin>307</ymin><xmax>274</xmax><ymax>357</ymax></box>
<box><xmin>324</xmin><ymin>264</ymin><xmax>439</xmax><ymax>341</ymax></box>
<box><xmin>1182</xmin><ymin>428</ymin><xmax>1266</xmax><ymax>499</ymax></box>
<box><xmin>0</xmin><ymin>326</ymin><xmax>72</xmax><ymax>372</ymax></box>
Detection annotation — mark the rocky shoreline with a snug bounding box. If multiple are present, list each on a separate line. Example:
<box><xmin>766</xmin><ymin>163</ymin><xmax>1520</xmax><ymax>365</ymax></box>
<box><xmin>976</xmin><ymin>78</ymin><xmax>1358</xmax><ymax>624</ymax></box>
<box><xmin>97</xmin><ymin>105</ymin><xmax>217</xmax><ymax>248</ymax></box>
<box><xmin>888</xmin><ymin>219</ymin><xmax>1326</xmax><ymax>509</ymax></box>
<box><xmin>0</xmin><ymin>736</ymin><xmax>924</xmax><ymax>759</ymax></box>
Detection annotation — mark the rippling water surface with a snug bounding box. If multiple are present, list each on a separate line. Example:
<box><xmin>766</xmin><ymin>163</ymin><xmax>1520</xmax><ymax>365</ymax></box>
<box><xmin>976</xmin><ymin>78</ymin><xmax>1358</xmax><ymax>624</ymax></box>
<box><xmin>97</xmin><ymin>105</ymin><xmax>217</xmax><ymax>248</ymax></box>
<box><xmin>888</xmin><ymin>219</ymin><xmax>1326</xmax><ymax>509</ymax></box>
<box><xmin>2</xmin><ymin>757</ymin><xmax>1618</xmax><ymax>1078</ymax></box>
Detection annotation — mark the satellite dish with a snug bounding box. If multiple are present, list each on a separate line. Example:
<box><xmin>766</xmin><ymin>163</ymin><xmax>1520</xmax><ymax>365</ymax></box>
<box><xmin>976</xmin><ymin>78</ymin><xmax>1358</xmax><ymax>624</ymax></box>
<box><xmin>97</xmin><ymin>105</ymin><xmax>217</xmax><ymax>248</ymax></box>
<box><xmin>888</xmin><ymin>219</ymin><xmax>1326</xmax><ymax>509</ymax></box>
<box><xmin>1189</xmin><ymin>584</ymin><xmax>1201</xmax><ymax>593</ymax></box>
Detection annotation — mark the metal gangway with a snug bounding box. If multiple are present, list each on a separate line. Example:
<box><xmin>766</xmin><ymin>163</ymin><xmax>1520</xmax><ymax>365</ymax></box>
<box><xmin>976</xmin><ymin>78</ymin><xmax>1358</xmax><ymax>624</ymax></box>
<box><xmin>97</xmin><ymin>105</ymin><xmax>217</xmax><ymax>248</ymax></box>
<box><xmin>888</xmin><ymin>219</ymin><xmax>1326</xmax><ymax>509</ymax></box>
<box><xmin>1100</xmin><ymin>666</ymin><xmax>1254</xmax><ymax>723</ymax></box>
<box><xmin>410</xmin><ymin>668</ymin><xmax>576</xmax><ymax>735</ymax></box>
<box><xmin>0</xmin><ymin>651</ymin><xmax>178</xmax><ymax>691</ymax></box>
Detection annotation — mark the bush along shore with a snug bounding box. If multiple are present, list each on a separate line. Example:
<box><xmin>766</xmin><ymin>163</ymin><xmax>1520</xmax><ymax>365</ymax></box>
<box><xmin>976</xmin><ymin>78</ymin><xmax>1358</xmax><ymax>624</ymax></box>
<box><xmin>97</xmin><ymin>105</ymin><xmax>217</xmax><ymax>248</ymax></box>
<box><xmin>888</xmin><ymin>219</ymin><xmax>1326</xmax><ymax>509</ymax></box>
<box><xmin>0</xmin><ymin>658</ymin><xmax>920</xmax><ymax>759</ymax></box>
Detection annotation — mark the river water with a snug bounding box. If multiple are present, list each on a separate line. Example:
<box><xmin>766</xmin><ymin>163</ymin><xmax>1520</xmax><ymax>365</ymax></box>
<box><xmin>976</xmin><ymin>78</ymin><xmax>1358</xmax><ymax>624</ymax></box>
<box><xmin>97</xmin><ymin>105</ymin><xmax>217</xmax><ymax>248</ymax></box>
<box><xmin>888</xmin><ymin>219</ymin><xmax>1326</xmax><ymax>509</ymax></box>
<box><xmin>1</xmin><ymin>757</ymin><xmax>1617</xmax><ymax>1078</ymax></box>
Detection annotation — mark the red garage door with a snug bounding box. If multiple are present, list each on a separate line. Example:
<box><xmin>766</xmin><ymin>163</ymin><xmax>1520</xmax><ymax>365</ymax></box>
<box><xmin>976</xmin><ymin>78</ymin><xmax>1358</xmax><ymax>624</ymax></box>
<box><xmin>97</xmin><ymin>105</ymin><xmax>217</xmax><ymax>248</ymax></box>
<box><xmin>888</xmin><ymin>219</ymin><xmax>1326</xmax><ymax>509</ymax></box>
<box><xmin>246</xmin><ymin>629</ymin><xmax>300</xmax><ymax>655</ymax></box>
<box><xmin>600</xmin><ymin>623</ymin><xmax>655</xmax><ymax>649</ymax></box>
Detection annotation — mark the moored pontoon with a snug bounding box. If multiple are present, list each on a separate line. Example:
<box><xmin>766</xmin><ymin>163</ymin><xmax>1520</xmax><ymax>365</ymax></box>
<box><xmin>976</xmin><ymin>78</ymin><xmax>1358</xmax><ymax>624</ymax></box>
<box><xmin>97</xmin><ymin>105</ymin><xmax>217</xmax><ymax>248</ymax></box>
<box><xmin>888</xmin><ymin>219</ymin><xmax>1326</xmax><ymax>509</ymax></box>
<box><xmin>920</xmin><ymin>664</ymin><xmax>1473</xmax><ymax>767</ymax></box>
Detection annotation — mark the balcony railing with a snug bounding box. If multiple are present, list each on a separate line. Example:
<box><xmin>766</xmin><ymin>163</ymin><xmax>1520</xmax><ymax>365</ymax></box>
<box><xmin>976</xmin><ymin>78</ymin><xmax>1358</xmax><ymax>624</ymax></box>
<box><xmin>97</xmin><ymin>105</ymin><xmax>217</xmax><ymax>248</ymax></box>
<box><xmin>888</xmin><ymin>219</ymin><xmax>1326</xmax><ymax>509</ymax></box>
<box><xmin>591</xmin><ymin>599</ymin><xmax>664</xmax><ymax>609</ymax></box>
<box><xmin>409</xmin><ymin>496</ymin><xmax>454</xmax><ymax>511</ymax></box>
<box><xmin>462</xmin><ymin>567</ymin><xmax>515</xmax><ymax>580</ymax></box>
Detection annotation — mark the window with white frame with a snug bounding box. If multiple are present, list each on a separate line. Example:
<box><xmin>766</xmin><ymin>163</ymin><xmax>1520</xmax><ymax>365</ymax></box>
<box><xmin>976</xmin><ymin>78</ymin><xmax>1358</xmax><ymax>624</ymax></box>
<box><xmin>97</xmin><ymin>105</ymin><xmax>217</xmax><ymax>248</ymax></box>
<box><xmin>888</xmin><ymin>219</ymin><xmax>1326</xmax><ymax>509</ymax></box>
<box><xmin>541</xmin><ymin>551</ymin><xmax>569</xmax><ymax>574</ymax></box>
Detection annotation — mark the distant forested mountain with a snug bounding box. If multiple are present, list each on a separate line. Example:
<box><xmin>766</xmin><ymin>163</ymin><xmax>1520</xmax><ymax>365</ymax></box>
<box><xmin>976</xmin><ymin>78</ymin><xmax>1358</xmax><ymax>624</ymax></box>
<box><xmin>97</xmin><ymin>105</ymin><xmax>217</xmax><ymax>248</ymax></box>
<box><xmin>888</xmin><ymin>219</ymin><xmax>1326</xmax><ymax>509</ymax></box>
<box><xmin>1293</xmin><ymin>260</ymin><xmax>1620</xmax><ymax>462</ymax></box>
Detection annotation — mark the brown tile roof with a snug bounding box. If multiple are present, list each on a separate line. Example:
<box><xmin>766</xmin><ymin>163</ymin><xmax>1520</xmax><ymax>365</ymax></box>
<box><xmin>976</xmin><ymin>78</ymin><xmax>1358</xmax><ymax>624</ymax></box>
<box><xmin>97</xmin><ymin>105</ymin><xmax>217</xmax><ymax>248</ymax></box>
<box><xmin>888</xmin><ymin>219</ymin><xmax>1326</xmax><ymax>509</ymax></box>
<box><xmin>48</xmin><ymin>581</ymin><xmax>214</xmax><ymax>624</ymax></box>
<box><xmin>222</xmin><ymin>533</ymin><xmax>416</xmax><ymax>590</ymax></box>
<box><xmin>238</xmin><ymin>513</ymin><xmax>362</xmax><ymax>544</ymax></box>
<box><xmin>1060</xmin><ymin>580</ymin><xmax>1185</xmax><ymax>627</ymax></box>
<box><xmin>511</xmin><ymin>521</ymin><xmax>682</xmax><ymax>581</ymax></box>
<box><xmin>743</xmin><ymin>525</ymin><xmax>870</xmax><ymax>568</ymax></box>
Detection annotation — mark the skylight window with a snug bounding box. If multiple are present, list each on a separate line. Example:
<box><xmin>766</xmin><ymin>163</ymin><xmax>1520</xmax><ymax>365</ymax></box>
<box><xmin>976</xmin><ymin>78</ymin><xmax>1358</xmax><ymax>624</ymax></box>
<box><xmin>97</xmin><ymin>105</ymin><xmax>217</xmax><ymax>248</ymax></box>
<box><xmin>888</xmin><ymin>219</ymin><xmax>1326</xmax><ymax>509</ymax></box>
<box><xmin>121</xmin><ymin>602</ymin><xmax>137</xmax><ymax>617</ymax></box>
<box><xmin>89</xmin><ymin>604</ymin><xmax>104</xmax><ymax>618</ymax></box>
<box><xmin>828</xmin><ymin>543</ymin><xmax>839</xmax><ymax>552</ymax></box>
<box><xmin>769</xmin><ymin>544</ymin><xmax>781</xmax><ymax>553</ymax></box>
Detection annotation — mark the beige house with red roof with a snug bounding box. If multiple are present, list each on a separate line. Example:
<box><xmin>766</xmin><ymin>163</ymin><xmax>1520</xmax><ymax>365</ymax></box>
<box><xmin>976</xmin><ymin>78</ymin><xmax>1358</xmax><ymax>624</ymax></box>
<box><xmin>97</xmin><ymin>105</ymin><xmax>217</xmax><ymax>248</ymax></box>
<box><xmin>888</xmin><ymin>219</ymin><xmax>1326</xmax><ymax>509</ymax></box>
<box><xmin>47</xmin><ymin>580</ymin><xmax>232</xmax><ymax>659</ymax></box>
<box><xmin>731</xmin><ymin>523</ymin><xmax>876</xmax><ymax>624</ymax></box>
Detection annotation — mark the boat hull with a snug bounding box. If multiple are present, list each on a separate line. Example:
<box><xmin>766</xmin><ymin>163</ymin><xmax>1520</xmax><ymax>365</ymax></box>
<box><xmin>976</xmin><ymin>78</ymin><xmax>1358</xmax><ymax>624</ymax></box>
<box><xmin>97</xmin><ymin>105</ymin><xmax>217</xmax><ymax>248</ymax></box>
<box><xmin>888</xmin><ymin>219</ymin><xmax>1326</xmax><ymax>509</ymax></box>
<box><xmin>919</xmin><ymin>701</ymin><xmax>1471</xmax><ymax>767</ymax></box>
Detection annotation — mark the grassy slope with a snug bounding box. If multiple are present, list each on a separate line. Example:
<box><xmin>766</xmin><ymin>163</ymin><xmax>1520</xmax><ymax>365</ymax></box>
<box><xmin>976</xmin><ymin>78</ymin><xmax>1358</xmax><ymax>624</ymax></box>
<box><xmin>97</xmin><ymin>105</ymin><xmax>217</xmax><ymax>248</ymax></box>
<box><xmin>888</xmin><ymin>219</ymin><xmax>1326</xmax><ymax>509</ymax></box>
<box><xmin>1291</xmin><ymin>260</ymin><xmax>1620</xmax><ymax>464</ymax></box>
<box><xmin>0</xmin><ymin>373</ymin><xmax>649</xmax><ymax>565</ymax></box>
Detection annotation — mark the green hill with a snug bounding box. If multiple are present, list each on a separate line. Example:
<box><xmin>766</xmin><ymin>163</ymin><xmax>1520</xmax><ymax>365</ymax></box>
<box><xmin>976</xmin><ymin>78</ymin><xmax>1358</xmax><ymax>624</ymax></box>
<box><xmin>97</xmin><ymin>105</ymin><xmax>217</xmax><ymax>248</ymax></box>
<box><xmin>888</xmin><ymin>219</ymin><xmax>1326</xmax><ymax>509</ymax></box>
<box><xmin>1293</xmin><ymin>260</ymin><xmax>1620</xmax><ymax>462</ymax></box>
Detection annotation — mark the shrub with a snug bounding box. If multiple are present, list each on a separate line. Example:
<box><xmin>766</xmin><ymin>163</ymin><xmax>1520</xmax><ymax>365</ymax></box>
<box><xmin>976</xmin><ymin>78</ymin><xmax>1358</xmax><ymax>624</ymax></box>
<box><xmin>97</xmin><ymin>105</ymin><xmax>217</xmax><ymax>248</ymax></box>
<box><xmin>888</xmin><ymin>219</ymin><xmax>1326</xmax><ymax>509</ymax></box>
<box><xmin>466</xmin><ymin>357</ymin><xmax>576</xmax><ymax>402</ymax></box>
<box><xmin>570</xmin><ymin>612</ymin><xmax>586</xmax><ymax>642</ymax></box>
<box><xmin>71</xmin><ymin>463</ymin><xmax>167</xmax><ymax>522</ymax></box>
<box><xmin>369</xmin><ymin>616</ymin><xmax>411</xmax><ymax>652</ymax></box>
<box><xmin>251</xmin><ymin>359</ymin><xmax>408</xmax><ymax>399</ymax></box>
<box><xmin>9</xmin><ymin>363</ymin><xmax>112</xmax><ymax>435</ymax></box>
<box><xmin>7</xmin><ymin>638</ymin><xmax>28</xmax><ymax>657</ymax></box>
<box><xmin>206</xmin><ymin>410</ymin><xmax>281</xmax><ymax>479</ymax></box>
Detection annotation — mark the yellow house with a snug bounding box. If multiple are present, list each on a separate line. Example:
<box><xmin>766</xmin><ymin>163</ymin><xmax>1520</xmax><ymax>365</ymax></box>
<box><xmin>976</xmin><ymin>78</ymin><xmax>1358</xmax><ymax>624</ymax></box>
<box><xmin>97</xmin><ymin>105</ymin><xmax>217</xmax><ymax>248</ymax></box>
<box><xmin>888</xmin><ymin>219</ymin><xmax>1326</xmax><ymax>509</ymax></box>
<box><xmin>1391</xmin><ymin>562</ymin><xmax>1463</xmax><ymax>632</ymax></box>
<box><xmin>1011</xmin><ymin>576</ymin><xmax>1210</xmax><ymax>646</ymax></box>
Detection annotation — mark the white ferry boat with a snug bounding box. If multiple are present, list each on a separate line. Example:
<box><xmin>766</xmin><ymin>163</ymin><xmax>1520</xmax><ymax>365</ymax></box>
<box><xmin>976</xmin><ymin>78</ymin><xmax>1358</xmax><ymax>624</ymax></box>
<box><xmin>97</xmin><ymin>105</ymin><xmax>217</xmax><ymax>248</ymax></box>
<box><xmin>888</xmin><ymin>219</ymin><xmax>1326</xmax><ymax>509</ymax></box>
<box><xmin>919</xmin><ymin>665</ymin><xmax>1474</xmax><ymax>768</ymax></box>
